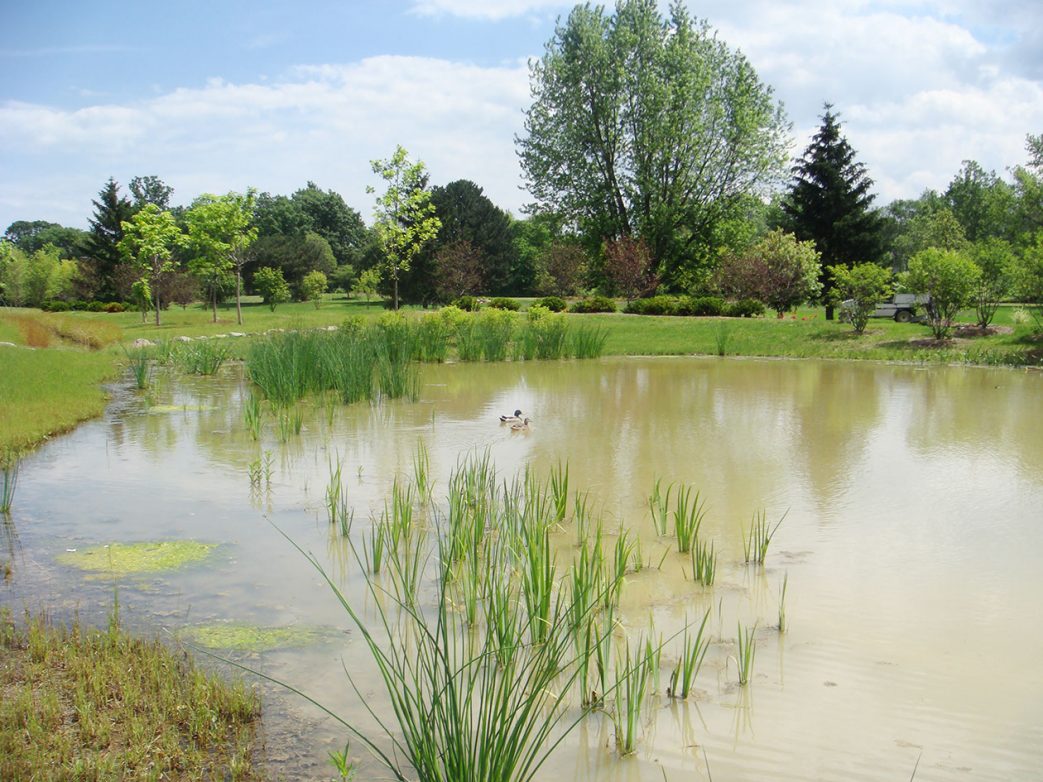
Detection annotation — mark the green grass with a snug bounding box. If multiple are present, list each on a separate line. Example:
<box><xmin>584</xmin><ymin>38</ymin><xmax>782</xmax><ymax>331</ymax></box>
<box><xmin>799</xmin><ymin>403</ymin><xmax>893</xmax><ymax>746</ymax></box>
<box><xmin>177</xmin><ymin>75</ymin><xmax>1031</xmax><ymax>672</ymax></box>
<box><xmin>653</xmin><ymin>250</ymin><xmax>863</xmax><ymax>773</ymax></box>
<box><xmin>0</xmin><ymin>607</ymin><xmax>265</xmax><ymax>782</ymax></box>
<box><xmin>0</xmin><ymin>347</ymin><xmax>120</xmax><ymax>453</ymax></box>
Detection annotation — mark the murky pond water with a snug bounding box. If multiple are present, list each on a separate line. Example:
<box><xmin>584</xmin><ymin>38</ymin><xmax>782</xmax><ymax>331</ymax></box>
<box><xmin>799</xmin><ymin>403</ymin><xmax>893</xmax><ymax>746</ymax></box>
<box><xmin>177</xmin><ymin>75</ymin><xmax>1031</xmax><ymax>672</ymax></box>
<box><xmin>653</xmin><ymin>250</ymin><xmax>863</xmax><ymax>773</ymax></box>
<box><xmin>4</xmin><ymin>356</ymin><xmax>1043</xmax><ymax>781</ymax></box>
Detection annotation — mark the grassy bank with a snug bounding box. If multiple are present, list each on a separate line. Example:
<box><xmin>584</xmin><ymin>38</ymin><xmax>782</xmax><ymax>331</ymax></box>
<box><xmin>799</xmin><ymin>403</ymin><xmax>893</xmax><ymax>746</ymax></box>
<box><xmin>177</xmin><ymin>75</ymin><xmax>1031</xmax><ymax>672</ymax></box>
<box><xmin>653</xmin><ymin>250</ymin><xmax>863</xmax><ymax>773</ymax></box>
<box><xmin>0</xmin><ymin>608</ymin><xmax>265</xmax><ymax>781</ymax></box>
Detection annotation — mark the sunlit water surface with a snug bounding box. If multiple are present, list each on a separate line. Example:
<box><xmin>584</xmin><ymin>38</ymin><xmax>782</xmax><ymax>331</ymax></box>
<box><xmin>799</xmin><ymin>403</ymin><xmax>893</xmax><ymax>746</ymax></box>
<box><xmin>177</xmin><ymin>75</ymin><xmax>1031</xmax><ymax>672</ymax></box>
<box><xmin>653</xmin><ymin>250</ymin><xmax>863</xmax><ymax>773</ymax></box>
<box><xmin>3</xmin><ymin>357</ymin><xmax>1042</xmax><ymax>781</ymax></box>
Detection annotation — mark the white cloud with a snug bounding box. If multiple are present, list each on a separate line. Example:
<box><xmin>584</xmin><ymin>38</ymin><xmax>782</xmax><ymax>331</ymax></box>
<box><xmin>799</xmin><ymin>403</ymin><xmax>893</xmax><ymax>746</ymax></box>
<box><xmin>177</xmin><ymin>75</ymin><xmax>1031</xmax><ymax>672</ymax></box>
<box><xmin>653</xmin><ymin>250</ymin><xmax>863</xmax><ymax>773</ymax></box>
<box><xmin>409</xmin><ymin>0</ymin><xmax>567</xmax><ymax>20</ymax></box>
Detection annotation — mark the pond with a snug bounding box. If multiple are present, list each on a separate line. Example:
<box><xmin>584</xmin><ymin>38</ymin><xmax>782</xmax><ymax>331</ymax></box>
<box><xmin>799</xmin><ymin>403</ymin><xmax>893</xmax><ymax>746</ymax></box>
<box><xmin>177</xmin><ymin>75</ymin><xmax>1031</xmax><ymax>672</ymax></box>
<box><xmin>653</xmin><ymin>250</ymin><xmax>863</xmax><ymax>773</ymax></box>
<box><xmin>3</xmin><ymin>356</ymin><xmax>1042</xmax><ymax>781</ymax></box>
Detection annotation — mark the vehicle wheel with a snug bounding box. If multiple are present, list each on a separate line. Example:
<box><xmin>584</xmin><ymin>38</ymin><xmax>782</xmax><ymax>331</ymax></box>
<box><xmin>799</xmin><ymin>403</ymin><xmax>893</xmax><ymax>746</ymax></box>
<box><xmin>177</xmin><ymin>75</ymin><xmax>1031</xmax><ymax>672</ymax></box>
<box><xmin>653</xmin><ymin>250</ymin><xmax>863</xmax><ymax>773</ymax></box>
<box><xmin>894</xmin><ymin>309</ymin><xmax>913</xmax><ymax>324</ymax></box>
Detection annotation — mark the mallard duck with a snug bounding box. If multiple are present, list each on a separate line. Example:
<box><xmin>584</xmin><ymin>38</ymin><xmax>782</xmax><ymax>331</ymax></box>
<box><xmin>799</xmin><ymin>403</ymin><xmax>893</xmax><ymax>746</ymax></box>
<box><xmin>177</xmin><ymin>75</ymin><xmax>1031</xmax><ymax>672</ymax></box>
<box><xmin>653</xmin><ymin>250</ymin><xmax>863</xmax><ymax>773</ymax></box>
<box><xmin>500</xmin><ymin>409</ymin><xmax>524</xmax><ymax>424</ymax></box>
<box><xmin>510</xmin><ymin>417</ymin><xmax>531</xmax><ymax>431</ymax></box>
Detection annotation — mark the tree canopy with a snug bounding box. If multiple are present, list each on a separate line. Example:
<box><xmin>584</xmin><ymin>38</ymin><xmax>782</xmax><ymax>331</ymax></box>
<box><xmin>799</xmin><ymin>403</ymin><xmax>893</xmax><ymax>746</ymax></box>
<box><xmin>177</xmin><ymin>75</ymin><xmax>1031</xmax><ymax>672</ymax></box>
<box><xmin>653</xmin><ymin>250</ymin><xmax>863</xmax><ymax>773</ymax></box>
<box><xmin>517</xmin><ymin>0</ymin><xmax>788</xmax><ymax>289</ymax></box>
<box><xmin>781</xmin><ymin>104</ymin><xmax>884</xmax><ymax>317</ymax></box>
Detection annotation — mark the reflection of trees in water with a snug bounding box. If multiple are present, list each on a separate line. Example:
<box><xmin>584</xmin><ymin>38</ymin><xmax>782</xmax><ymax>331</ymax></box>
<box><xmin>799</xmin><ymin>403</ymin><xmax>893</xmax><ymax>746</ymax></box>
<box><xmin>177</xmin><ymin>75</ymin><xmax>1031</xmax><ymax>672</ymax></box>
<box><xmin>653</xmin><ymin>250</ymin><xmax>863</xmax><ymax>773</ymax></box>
<box><xmin>905</xmin><ymin>368</ymin><xmax>1043</xmax><ymax>482</ymax></box>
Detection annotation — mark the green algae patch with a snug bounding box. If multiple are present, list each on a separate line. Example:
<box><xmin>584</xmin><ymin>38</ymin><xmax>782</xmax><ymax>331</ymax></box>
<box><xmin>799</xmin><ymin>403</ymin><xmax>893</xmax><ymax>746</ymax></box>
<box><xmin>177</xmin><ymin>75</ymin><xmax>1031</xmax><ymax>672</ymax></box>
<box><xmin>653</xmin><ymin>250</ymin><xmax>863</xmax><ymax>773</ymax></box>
<box><xmin>147</xmin><ymin>404</ymin><xmax>213</xmax><ymax>414</ymax></box>
<box><xmin>180</xmin><ymin>622</ymin><xmax>328</xmax><ymax>652</ymax></box>
<box><xmin>57</xmin><ymin>541</ymin><xmax>217</xmax><ymax>575</ymax></box>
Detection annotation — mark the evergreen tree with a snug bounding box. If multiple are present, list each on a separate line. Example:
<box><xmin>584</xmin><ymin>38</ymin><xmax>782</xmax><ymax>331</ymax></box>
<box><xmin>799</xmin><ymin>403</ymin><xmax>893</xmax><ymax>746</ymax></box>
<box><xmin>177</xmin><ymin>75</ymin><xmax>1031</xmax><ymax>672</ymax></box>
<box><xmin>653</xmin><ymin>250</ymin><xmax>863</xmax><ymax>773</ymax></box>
<box><xmin>86</xmin><ymin>177</ymin><xmax>134</xmax><ymax>300</ymax></box>
<box><xmin>782</xmin><ymin>105</ymin><xmax>884</xmax><ymax>318</ymax></box>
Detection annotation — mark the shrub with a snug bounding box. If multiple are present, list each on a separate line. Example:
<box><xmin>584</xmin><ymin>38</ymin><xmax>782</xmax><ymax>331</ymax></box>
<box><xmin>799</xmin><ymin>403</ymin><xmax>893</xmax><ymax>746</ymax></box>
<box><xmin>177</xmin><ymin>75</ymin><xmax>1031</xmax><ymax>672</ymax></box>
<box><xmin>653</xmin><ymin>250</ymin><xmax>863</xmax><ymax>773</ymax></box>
<box><xmin>829</xmin><ymin>262</ymin><xmax>893</xmax><ymax>334</ymax></box>
<box><xmin>570</xmin><ymin>295</ymin><xmax>616</xmax><ymax>313</ymax></box>
<box><xmin>624</xmin><ymin>295</ymin><xmax>680</xmax><ymax>316</ymax></box>
<box><xmin>535</xmin><ymin>296</ymin><xmax>567</xmax><ymax>312</ymax></box>
<box><xmin>453</xmin><ymin>295</ymin><xmax>480</xmax><ymax>312</ymax></box>
<box><xmin>87</xmin><ymin>301</ymin><xmax>106</xmax><ymax>312</ymax></box>
<box><xmin>724</xmin><ymin>299</ymin><xmax>765</xmax><ymax>318</ymax></box>
<box><xmin>687</xmin><ymin>296</ymin><xmax>725</xmax><ymax>317</ymax></box>
<box><xmin>40</xmin><ymin>300</ymin><xmax>70</xmax><ymax>312</ymax></box>
<box><xmin>488</xmin><ymin>297</ymin><xmax>520</xmax><ymax>311</ymax></box>
<box><xmin>904</xmin><ymin>248</ymin><xmax>981</xmax><ymax>340</ymax></box>
<box><xmin>103</xmin><ymin>302</ymin><xmax>126</xmax><ymax>313</ymax></box>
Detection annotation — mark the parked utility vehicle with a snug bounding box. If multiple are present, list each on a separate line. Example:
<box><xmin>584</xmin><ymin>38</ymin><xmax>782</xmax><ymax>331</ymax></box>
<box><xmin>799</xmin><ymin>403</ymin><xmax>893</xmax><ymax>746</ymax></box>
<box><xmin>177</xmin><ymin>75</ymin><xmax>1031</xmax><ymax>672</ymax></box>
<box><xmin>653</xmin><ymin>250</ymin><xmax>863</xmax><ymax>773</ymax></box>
<box><xmin>841</xmin><ymin>293</ymin><xmax>930</xmax><ymax>323</ymax></box>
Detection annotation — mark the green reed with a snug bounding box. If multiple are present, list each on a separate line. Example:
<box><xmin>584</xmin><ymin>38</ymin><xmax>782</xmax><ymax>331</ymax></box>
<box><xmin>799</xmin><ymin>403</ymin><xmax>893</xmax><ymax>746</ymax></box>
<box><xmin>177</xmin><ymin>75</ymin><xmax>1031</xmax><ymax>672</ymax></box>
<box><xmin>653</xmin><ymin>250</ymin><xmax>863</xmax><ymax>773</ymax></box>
<box><xmin>648</xmin><ymin>478</ymin><xmax>673</xmax><ymax>536</ymax></box>
<box><xmin>742</xmin><ymin>508</ymin><xmax>788</xmax><ymax>564</ymax></box>
<box><xmin>734</xmin><ymin>622</ymin><xmax>757</xmax><ymax>686</ymax></box>
<box><xmin>714</xmin><ymin>322</ymin><xmax>732</xmax><ymax>356</ymax></box>
<box><xmin>275</xmin><ymin>404</ymin><xmax>304</xmax><ymax>442</ymax></box>
<box><xmin>174</xmin><ymin>339</ymin><xmax>230</xmax><ymax>375</ymax></box>
<box><xmin>668</xmin><ymin>610</ymin><xmax>710</xmax><ymax>699</ymax></box>
<box><xmin>1</xmin><ymin>452</ymin><xmax>19</xmax><ymax>514</ymax></box>
<box><xmin>549</xmin><ymin>461</ymin><xmax>569</xmax><ymax>525</ymax></box>
<box><xmin>413</xmin><ymin>313</ymin><xmax>452</xmax><ymax>363</ymax></box>
<box><xmin>691</xmin><ymin>537</ymin><xmax>717</xmax><ymax>586</ymax></box>
<box><xmin>364</xmin><ymin>521</ymin><xmax>387</xmax><ymax>574</ymax></box>
<box><xmin>476</xmin><ymin>309</ymin><xmax>514</xmax><ymax>362</ymax></box>
<box><xmin>778</xmin><ymin>572</ymin><xmax>789</xmax><ymax>632</ymax></box>
<box><xmin>612</xmin><ymin>633</ymin><xmax>655</xmax><ymax>755</ymax></box>
<box><xmin>242</xmin><ymin>393</ymin><xmax>263</xmax><ymax>440</ymax></box>
<box><xmin>326</xmin><ymin>454</ymin><xmax>353</xmax><ymax>535</ymax></box>
<box><xmin>123</xmin><ymin>346</ymin><xmax>152</xmax><ymax>390</ymax></box>
<box><xmin>514</xmin><ymin>312</ymin><xmax>568</xmax><ymax>360</ymax></box>
<box><xmin>412</xmin><ymin>440</ymin><xmax>432</xmax><ymax>506</ymax></box>
<box><xmin>519</xmin><ymin>518</ymin><xmax>555</xmax><ymax>645</ymax></box>
<box><xmin>673</xmin><ymin>485</ymin><xmax>707</xmax><ymax>554</ymax></box>
<box><xmin>570</xmin><ymin>323</ymin><xmax>608</xmax><ymax>359</ymax></box>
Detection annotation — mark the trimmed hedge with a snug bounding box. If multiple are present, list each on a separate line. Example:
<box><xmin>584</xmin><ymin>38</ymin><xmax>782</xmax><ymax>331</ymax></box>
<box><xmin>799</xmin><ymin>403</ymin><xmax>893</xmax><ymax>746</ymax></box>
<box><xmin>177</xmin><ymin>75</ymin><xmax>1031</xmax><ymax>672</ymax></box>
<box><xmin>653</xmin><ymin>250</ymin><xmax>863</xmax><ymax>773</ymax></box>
<box><xmin>488</xmin><ymin>297</ymin><xmax>521</xmax><ymax>311</ymax></box>
<box><xmin>570</xmin><ymin>295</ymin><xmax>616</xmax><ymax>314</ymax></box>
<box><xmin>534</xmin><ymin>296</ymin><xmax>567</xmax><ymax>312</ymax></box>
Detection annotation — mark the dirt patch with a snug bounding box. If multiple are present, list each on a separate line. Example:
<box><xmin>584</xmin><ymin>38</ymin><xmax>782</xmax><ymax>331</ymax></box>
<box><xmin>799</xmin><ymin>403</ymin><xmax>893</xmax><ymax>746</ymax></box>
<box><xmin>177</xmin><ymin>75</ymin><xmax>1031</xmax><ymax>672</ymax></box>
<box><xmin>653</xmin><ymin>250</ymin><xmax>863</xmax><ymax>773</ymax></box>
<box><xmin>953</xmin><ymin>324</ymin><xmax>1014</xmax><ymax>338</ymax></box>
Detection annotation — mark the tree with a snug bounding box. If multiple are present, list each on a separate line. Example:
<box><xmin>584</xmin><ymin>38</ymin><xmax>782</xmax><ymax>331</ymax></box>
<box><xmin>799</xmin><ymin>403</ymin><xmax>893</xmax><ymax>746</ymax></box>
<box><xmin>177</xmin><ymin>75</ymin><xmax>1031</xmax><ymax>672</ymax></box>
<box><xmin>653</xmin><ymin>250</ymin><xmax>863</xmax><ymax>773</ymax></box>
<box><xmin>4</xmin><ymin>220</ymin><xmax>88</xmax><ymax>257</ymax></box>
<box><xmin>829</xmin><ymin>262</ymin><xmax>893</xmax><ymax>334</ymax></box>
<box><xmin>1013</xmin><ymin>232</ymin><xmax>1043</xmax><ymax>328</ymax></box>
<box><xmin>119</xmin><ymin>204</ymin><xmax>184</xmax><ymax>325</ymax></box>
<box><xmin>969</xmin><ymin>238</ymin><xmax>1014</xmax><ymax>328</ymax></box>
<box><xmin>300</xmin><ymin>270</ymin><xmax>328</xmax><ymax>308</ymax></box>
<box><xmin>537</xmin><ymin>242</ymin><xmax>587</xmax><ymax>296</ymax></box>
<box><xmin>904</xmin><ymin>248</ymin><xmax>981</xmax><ymax>340</ymax></box>
<box><xmin>603</xmin><ymin>236</ymin><xmax>657</xmax><ymax>300</ymax></box>
<box><xmin>782</xmin><ymin>105</ymin><xmax>884</xmax><ymax>318</ymax></box>
<box><xmin>518</xmin><ymin>0</ymin><xmax>788</xmax><ymax>286</ymax></box>
<box><xmin>433</xmin><ymin>240</ymin><xmax>485</xmax><ymax>301</ymax></box>
<box><xmin>369</xmin><ymin>146</ymin><xmax>441</xmax><ymax>310</ymax></box>
<box><xmin>249</xmin><ymin>231</ymin><xmax>336</xmax><ymax>298</ymax></box>
<box><xmin>184</xmin><ymin>191</ymin><xmax>257</xmax><ymax>324</ymax></box>
<box><xmin>944</xmin><ymin>161</ymin><xmax>1015</xmax><ymax>244</ymax></box>
<box><xmin>128</xmin><ymin>175</ymin><xmax>174</xmax><ymax>211</ymax></box>
<box><xmin>290</xmin><ymin>182</ymin><xmax>367</xmax><ymax>267</ymax></box>
<box><xmin>253</xmin><ymin>266</ymin><xmax>291</xmax><ymax>311</ymax></box>
<box><xmin>86</xmin><ymin>178</ymin><xmax>134</xmax><ymax>301</ymax></box>
<box><xmin>353</xmin><ymin>267</ymin><xmax>381</xmax><ymax>303</ymax></box>
<box><xmin>716</xmin><ymin>229</ymin><xmax>822</xmax><ymax>316</ymax></box>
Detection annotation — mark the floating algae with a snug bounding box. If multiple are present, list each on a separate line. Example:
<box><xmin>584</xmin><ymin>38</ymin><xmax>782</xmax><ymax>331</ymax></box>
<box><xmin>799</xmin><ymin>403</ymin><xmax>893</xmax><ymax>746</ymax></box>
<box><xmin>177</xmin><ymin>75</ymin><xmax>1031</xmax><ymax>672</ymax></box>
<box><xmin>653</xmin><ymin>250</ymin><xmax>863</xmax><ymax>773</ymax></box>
<box><xmin>181</xmin><ymin>622</ymin><xmax>330</xmax><ymax>651</ymax></box>
<box><xmin>57</xmin><ymin>541</ymin><xmax>216</xmax><ymax>575</ymax></box>
<box><xmin>147</xmin><ymin>404</ymin><xmax>213</xmax><ymax>414</ymax></box>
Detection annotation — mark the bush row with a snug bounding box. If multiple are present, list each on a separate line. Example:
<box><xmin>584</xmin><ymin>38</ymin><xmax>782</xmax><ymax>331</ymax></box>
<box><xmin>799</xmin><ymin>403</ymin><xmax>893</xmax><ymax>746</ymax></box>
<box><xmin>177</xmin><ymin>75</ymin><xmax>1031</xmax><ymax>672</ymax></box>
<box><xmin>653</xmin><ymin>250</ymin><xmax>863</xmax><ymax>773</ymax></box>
<box><xmin>39</xmin><ymin>300</ymin><xmax>127</xmax><ymax>313</ymax></box>
<box><xmin>624</xmin><ymin>295</ymin><xmax>764</xmax><ymax>318</ymax></box>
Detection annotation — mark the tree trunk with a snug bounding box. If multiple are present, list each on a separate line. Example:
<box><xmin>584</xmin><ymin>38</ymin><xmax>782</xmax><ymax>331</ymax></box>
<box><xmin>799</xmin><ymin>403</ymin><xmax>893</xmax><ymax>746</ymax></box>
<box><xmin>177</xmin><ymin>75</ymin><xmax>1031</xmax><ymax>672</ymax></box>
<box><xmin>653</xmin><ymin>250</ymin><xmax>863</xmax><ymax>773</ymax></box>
<box><xmin>212</xmin><ymin>288</ymin><xmax>218</xmax><ymax>323</ymax></box>
<box><xmin>825</xmin><ymin>304</ymin><xmax>835</xmax><ymax>320</ymax></box>
<box><xmin>235</xmin><ymin>270</ymin><xmax>243</xmax><ymax>325</ymax></box>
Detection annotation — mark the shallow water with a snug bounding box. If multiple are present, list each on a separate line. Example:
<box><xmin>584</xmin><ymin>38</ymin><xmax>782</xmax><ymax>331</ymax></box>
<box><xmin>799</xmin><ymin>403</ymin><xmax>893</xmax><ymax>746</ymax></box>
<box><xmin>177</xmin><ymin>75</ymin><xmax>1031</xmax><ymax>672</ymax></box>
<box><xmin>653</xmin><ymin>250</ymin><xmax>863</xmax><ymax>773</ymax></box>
<box><xmin>3</xmin><ymin>357</ymin><xmax>1043</xmax><ymax>781</ymax></box>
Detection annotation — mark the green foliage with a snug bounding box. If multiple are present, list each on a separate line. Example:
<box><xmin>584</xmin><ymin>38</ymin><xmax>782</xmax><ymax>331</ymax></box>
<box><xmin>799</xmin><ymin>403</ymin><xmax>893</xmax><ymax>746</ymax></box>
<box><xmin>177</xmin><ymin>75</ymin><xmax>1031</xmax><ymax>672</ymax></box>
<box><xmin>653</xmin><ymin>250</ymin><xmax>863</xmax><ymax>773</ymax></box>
<box><xmin>716</xmin><ymin>229</ymin><xmax>822</xmax><ymax>316</ymax></box>
<box><xmin>904</xmin><ymin>247</ymin><xmax>982</xmax><ymax>339</ymax></box>
<box><xmin>487</xmin><ymin>296</ymin><xmax>520</xmax><ymax>311</ymax></box>
<box><xmin>185</xmin><ymin>191</ymin><xmax>258</xmax><ymax>323</ymax></box>
<box><xmin>86</xmin><ymin>177</ymin><xmax>135</xmax><ymax>301</ymax></box>
<box><xmin>1014</xmin><ymin>232</ymin><xmax>1043</xmax><ymax>328</ymax></box>
<box><xmin>352</xmin><ymin>266</ymin><xmax>381</xmax><ymax>302</ymax></box>
<box><xmin>253</xmin><ymin>266</ymin><xmax>291</xmax><ymax>311</ymax></box>
<box><xmin>369</xmin><ymin>145</ymin><xmax>441</xmax><ymax>310</ymax></box>
<box><xmin>301</xmin><ymin>270</ymin><xmax>328</xmax><ymax>308</ymax></box>
<box><xmin>534</xmin><ymin>295</ymin><xmax>566</xmax><ymax>312</ymax></box>
<box><xmin>0</xmin><ymin>244</ymin><xmax>76</xmax><ymax>308</ymax></box>
<box><xmin>119</xmin><ymin>203</ymin><xmax>184</xmax><ymax>325</ymax></box>
<box><xmin>969</xmin><ymin>238</ymin><xmax>1015</xmax><ymax>328</ymax></box>
<box><xmin>519</xmin><ymin>0</ymin><xmax>788</xmax><ymax>286</ymax></box>
<box><xmin>782</xmin><ymin>105</ymin><xmax>884</xmax><ymax>308</ymax></box>
<box><xmin>453</xmin><ymin>295</ymin><xmax>480</xmax><ymax>312</ymax></box>
<box><xmin>829</xmin><ymin>262</ymin><xmax>894</xmax><ymax>334</ymax></box>
<box><xmin>569</xmin><ymin>295</ymin><xmax>616</xmax><ymax>314</ymax></box>
<box><xmin>724</xmin><ymin>298</ymin><xmax>766</xmax><ymax>318</ymax></box>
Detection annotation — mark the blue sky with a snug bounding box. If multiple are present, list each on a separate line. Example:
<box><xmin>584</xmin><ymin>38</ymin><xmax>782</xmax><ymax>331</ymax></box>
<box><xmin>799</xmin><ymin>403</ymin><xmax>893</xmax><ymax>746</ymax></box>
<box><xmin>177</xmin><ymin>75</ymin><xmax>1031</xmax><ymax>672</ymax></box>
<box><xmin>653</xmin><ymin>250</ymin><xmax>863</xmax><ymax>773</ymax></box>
<box><xmin>2</xmin><ymin>0</ymin><xmax>1041</xmax><ymax>230</ymax></box>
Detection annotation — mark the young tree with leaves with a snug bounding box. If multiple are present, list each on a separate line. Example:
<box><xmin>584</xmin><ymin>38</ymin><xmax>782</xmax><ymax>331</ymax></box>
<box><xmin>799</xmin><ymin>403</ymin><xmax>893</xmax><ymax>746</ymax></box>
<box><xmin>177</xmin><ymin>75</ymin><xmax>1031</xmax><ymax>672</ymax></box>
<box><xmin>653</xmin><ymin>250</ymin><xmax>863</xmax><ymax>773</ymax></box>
<box><xmin>603</xmin><ymin>236</ymin><xmax>657</xmax><ymax>301</ymax></box>
<box><xmin>119</xmin><ymin>204</ymin><xmax>184</xmax><ymax>325</ymax></box>
<box><xmin>969</xmin><ymin>238</ymin><xmax>1014</xmax><ymax>328</ymax></box>
<box><xmin>184</xmin><ymin>191</ymin><xmax>258</xmax><ymax>324</ymax></box>
<box><xmin>716</xmin><ymin>230</ymin><xmax>822</xmax><ymax>317</ymax></box>
<box><xmin>904</xmin><ymin>248</ymin><xmax>981</xmax><ymax>340</ymax></box>
<box><xmin>782</xmin><ymin>105</ymin><xmax>884</xmax><ymax>318</ymax></box>
<box><xmin>369</xmin><ymin>146</ymin><xmax>441</xmax><ymax>310</ymax></box>
<box><xmin>518</xmin><ymin>0</ymin><xmax>788</xmax><ymax>287</ymax></box>
<box><xmin>829</xmin><ymin>262</ymin><xmax>893</xmax><ymax>334</ymax></box>
<box><xmin>252</xmin><ymin>266</ymin><xmax>291</xmax><ymax>311</ymax></box>
<box><xmin>300</xmin><ymin>270</ymin><xmax>328</xmax><ymax>309</ymax></box>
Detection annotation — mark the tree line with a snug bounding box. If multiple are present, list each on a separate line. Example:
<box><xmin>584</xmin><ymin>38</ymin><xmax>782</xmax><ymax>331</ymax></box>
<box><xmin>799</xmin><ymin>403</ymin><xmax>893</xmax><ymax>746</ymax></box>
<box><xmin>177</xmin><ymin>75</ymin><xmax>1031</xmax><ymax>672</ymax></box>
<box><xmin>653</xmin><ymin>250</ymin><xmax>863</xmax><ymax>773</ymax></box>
<box><xmin>2</xmin><ymin>0</ymin><xmax>1041</xmax><ymax>325</ymax></box>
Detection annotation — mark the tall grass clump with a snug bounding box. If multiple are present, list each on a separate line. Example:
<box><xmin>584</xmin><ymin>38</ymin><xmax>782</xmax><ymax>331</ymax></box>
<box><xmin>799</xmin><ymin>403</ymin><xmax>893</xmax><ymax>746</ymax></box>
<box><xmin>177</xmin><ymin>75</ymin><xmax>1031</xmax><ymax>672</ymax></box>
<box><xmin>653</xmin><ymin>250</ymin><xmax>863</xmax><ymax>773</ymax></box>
<box><xmin>742</xmin><ymin>509</ymin><xmax>787</xmax><ymax>564</ymax></box>
<box><xmin>476</xmin><ymin>309</ymin><xmax>514</xmax><ymax>362</ymax></box>
<box><xmin>690</xmin><ymin>538</ymin><xmax>717</xmax><ymax>586</ymax></box>
<box><xmin>612</xmin><ymin>634</ymin><xmax>656</xmax><ymax>755</ymax></box>
<box><xmin>648</xmin><ymin>478</ymin><xmax>673</xmax><ymax>536</ymax></box>
<box><xmin>0</xmin><ymin>451</ymin><xmax>18</xmax><ymax>514</ymax></box>
<box><xmin>668</xmin><ymin>611</ymin><xmax>710</xmax><ymax>699</ymax></box>
<box><xmin>673</xmin><ymin>485</ymin><xmax>707</xmax><ymax>554</ymax></box>
<box><xmin>174</xmin><ymin>339</ymin><xmax>230</xmax><ymax>375</ymax></box>
<box><xmin>515</xmin><ymin>308</ymin><xmax>568</xmax><ymax>360</ymax></box>
<box><xmin>413</xmin><ymin>313</ymin><xmax>451</xmax><ymax>363</ymax></box>
<box><xmin>733</xmin><ymin>622</ymin><xmax>757</xmax><ymax>686</ymax></box>
<box><xmin>326</xmin><ymin>329</ymin><xmax>377</xmax><ymax>405</ymax></box>
<box><xmin>570</xmin><ymin>323</ymin><xmax>608</xmax><ymax>359</ymax></box>
<box><xmin>123</xmin><ymin>346</ymin><xmax>152</xmax><ymax>390</ymax></box>
<box><xmin>242</xmin><ymin>394</ymin><xmax>263</xmax><ymax>440</ymax></box>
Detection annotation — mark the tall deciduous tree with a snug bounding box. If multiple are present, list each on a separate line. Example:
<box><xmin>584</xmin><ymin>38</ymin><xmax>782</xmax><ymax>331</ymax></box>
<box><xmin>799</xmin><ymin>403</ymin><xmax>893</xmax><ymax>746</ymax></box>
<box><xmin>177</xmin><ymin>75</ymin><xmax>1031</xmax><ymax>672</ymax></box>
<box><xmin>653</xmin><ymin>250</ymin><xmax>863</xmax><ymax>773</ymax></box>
<box><xmin>782</xmin><ymin>105</ymin><xmax>884</xmax><ymax>318</ymax></box>
<box><xmin>129</xmin><ymin>175</ymin><xmax>174</xmax><ymax>211</ymax></box>
<box><xmin>185</xmin><ymin>191</ymin><xmax>258</xmax><ymax>324</ymax></box>
<box><xmin>86</xmin><ymin>177</ymin><xmax>134</xmax><ymax>300</ymax></box>
<box><xmin>119</xmin><ymin>204</ymin><xmax>184</xmax><ymax>325</ymax></box>
<box><xmin>369</xmin><ymin>146</ymin><xmax>441</xmax><ymax>310</ymax></box>
<box><xmin>518</xmin><ymin>0</ymin><xmax>788</xmax><ymax>287</ymax></box>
